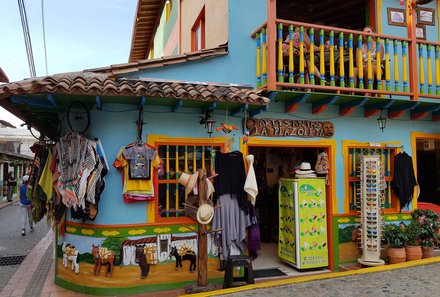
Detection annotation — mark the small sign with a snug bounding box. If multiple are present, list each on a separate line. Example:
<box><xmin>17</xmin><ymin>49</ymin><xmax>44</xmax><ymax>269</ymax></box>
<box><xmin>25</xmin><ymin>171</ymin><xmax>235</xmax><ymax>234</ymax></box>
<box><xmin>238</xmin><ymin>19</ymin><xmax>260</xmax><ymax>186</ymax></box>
<box><xmin>244</xmin><ymin>118</ymin><xmax>334</xmax><ymax>138</ymax></box>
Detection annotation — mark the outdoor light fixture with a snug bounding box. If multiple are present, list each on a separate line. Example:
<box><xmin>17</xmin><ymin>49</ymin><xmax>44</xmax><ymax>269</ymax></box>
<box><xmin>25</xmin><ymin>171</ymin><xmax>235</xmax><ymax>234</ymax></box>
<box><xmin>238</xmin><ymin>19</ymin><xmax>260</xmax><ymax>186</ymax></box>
<box><xmin>199</xmin><ymin>110</ymin><xmax>215</xmax><ymax>137</ymax></box>
<box><xmin>377</xmin><ymin>109</ymin><xmax>387</xmax><ymax>132</ymax></box>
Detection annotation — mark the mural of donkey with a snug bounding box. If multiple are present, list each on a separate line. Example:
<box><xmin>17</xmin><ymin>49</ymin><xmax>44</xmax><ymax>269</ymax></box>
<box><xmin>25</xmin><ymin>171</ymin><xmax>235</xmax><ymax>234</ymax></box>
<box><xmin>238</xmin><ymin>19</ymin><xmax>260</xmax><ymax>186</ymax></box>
<box><xmin>92</xmin><ymin>244</ymin><xmax>117</xmax><ymax>277</ymax></box>
<box><xmin>169</xmin><ymin>246</ymin><xmax>197</xmax><ymax>272</ymax></box>
<box><xmin>61</xmin><ymin>242</ymin><xmax>80</xmax><ymax>274</ymax></box>
<box><xmin>135</xmin><ymin>245</ymin><xmax>151</xmax><ymax>279</ymax></box>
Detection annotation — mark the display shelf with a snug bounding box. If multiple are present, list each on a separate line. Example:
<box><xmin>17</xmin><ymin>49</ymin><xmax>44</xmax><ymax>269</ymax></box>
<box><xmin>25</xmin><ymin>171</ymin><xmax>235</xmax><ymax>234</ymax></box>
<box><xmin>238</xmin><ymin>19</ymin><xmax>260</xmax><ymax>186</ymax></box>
<box><xmin>357</xmin><ymin>155</ymin><xmax>385</xmax><ymax>266</ymax></box>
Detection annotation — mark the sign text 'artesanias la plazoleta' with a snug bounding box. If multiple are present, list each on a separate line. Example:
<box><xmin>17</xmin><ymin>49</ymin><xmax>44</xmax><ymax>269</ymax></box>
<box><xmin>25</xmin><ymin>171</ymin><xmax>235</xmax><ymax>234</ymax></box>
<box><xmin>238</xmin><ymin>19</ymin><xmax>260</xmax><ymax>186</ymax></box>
<box><xmin>244</xmin><ymin>118</ymin><xmax>334</xmax><ymax>138</ymax></box>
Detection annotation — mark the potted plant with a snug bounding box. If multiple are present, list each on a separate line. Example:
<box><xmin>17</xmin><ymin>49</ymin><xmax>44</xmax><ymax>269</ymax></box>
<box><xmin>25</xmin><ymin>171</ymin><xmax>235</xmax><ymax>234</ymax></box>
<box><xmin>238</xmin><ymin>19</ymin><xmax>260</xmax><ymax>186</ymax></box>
<box><xmin>412</xmin><ymin>209</ymin><xmax>440</xmax><ymax>258</ymax></box>
<box><xmin>382</xmin><ymin>224</ymin><xmax>406</xmax><ymax>264</ymax></box>
<box><xmin>403</xmin><ymin>222</ymin><xmax>422</xmax><ymax>261</ymax></box>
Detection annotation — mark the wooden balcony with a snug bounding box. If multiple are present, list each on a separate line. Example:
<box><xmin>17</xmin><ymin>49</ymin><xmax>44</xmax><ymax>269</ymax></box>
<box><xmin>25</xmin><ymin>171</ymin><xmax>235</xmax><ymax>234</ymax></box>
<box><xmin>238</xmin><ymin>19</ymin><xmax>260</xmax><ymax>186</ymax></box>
<box><xmin>252</xmin><ymin>19</ymin><xmax>440</xmax><ymax>120</ymax></box>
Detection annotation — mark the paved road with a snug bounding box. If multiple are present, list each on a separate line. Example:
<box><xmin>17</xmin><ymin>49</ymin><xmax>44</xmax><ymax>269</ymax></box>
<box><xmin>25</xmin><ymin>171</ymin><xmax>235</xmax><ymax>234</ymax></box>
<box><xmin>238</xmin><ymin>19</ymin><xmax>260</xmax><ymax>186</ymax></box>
<box><xmin>0</xmin><ymin>199</ymin><xmax>50</xmax><ymax>291</ymax></box>
<box><xmin>213</xmin><ymin>262</ymin><xmax>440</xmax><ymax>297</ymax></box>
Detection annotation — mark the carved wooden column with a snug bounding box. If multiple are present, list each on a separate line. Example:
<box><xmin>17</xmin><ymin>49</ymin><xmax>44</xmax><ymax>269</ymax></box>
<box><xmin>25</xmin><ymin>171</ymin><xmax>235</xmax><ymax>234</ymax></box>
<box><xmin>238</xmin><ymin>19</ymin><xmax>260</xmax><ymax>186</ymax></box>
<box><xmin>197</xmin><ymin>169</ymin><xmax>207</xmax><ymax>287</ymax></box>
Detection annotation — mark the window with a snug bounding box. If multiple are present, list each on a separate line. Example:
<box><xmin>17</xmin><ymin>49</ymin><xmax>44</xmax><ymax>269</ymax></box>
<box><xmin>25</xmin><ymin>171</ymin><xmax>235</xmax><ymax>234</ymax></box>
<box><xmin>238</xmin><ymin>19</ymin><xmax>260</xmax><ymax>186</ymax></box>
<box><xmin>149</xmin><ymin>135</ymin><xmax>224</xmax><ymax>222</ymax></box>
<box><xmin>344</xmin><ymin>142</ymin><xmax>399</xmax><ymax>213</ymax></box>
<box><xmin>191</xmin><ymin>7</ymin><xmax>205</xmax><ymax>51</ymax></box>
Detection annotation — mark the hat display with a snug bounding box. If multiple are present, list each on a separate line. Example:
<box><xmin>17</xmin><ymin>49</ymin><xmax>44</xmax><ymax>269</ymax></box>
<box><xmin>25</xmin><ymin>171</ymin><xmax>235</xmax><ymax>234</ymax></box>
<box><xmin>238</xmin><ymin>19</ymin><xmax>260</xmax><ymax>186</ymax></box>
<box><xmin>295</xmin><ymin>162</ymin><xmax>315</xmax><ymax>175</ymax></box>
<box><xmin>196</xmin><ymin>203</ymin><xmax>214</xmax><ymax>225</ymax></box>
<box><xmin>178</xmin><ymin>172</ymin><xmax>199</xmax><ymax>198</ymax></box>
<box><xmin>22</xmin><ymin>175</ymin><xmax>29</xmax><ymax>182</ymax></box>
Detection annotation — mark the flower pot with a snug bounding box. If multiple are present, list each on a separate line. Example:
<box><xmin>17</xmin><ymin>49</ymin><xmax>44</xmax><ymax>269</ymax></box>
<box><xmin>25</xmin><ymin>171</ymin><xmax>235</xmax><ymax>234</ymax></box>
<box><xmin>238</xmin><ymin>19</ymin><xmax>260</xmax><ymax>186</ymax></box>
<box><xmin>387</xmin><ymin>247</ymin><xmax>406</xmax><ymax>264</ymax></box>
<box><xmin>405</xmin><ymin>245</ymin><xmax>422</xmax><ymax>261</ymax></box>
<box><xmin>422</xmin><ymin>246</ymin><xmax>435</xmax><ymax>259</ymax></box>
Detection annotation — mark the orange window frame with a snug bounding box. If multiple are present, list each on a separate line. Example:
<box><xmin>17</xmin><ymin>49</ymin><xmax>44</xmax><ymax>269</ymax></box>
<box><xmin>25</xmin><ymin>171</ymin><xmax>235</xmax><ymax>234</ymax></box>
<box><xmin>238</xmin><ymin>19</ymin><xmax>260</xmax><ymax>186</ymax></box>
<box><xmin>191</xmin><ymin>6</ymin><xmax>205</xmax><ymax>51</ymax></box>
<box><xmin>147</xmin><ymin>135</ymin><xmax>224</xmax><ymax>224</ymax></box>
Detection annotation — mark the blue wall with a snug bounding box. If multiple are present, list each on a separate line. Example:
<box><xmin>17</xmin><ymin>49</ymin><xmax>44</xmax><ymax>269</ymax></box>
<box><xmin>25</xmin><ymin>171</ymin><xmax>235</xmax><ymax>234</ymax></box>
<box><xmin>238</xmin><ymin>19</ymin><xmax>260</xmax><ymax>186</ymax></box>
<box><xmin>77</xmin><ymin>97</ymin><xmax>440</xmax><ymax>226</ymax></box>
<box><xmin>72</xmin><ymin>0</ymin><xmax>440</xmax><ymax>225</ymax></box>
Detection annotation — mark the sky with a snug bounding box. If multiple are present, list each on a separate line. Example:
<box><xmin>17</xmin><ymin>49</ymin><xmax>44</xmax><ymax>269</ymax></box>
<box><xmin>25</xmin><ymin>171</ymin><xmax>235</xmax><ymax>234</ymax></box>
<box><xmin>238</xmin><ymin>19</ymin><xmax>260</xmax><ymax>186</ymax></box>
<box><xmin>0</xmin><ymin>0</ymin><xmax>137</xmax><ymax>127</ymax></box>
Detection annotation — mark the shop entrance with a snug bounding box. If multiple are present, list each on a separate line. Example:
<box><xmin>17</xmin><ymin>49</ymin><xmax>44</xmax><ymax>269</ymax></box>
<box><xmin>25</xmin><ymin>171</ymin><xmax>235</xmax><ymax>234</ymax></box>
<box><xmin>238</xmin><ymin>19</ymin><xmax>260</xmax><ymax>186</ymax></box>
<box><xmin>247</xmin><ymin>144</ymin><xmax>331</xmax><ymax>275</ymax></box>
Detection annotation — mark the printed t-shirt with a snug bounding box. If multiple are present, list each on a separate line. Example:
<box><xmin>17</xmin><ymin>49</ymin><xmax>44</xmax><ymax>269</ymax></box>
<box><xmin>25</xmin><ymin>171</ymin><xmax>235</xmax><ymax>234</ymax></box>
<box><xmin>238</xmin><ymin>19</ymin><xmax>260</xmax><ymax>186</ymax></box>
<box><xmin>113</xmin><ymin>146</ymin><xmax>161</xmax><ymax>194</ymax></box>
<box><xmin>123</xmin><ymin>145</ymin><xmax>156</xmax><ymax>179</ymax></box>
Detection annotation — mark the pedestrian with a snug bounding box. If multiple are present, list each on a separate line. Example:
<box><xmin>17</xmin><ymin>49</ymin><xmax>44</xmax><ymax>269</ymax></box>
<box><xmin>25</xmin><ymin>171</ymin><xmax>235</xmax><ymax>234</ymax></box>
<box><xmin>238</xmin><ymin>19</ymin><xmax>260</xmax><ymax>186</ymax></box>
<box><xmin>6</xmin><ymin>171</ymin><xmax>17</xmax><ymax>202</ymax></box>
<box><xmin>19</xmin><ymin>175</ymin><xmax>33</xmax><ymax>236</ymax></box>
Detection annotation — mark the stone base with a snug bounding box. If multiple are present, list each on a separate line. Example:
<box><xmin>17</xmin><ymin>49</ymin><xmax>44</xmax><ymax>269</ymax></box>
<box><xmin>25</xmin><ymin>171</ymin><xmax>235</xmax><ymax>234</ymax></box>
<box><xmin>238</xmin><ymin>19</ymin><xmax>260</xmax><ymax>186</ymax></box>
<box><xmin>358</xmin><ymin>258</ymin><xmax>385</xmax><ymax>266</ymax></box>
<box><xmin>184</xmin><ymin>283</ymin><xmax>220</xmax><ymax>294</ymax></box>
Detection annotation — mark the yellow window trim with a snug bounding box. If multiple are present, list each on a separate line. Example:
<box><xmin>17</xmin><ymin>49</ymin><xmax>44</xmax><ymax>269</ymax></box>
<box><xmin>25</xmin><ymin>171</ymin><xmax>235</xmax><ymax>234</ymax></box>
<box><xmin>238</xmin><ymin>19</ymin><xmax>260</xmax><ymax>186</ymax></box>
<box><xmin>241</xmin><ymin>137</ymin><xmax>337</xmax><ymax>215</ymax></box>
<box><xmin>342</xmin><ymin>140</ymin><xmax>402</xmax><ymax>214</ymax></box>
<box><xmin>410</xmin><ymin>132</ymin><xmax>440</xmax><ymax>209</ymax></box>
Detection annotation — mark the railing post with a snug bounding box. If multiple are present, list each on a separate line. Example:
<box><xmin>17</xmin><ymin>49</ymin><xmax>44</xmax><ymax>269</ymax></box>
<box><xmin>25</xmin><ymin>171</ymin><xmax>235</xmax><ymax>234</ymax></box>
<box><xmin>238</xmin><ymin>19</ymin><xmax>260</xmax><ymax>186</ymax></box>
<box><xmin>266</xmin><ymin>0</ymin><xmax>277</xmax><ymax>90</ymax></box>
<box><xmin>407</xmin><ymin>0</ymin><xmax>419</xmax><ymax>100</ymax></box>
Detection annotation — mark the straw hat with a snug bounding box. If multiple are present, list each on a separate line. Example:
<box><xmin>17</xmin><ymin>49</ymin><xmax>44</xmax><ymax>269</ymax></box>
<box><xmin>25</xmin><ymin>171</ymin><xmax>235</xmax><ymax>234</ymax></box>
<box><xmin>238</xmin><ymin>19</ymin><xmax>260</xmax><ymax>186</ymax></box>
<box><xmin>196</xmin><ymin>203</ymin><xmax>215</xmax><ymax>225</ymax></box>
<box><xmin>295</xmin><ymin>162</ymin><xmax>315</xmax><ymax>175</ymax></box>
<box><xmin>205</xmin><ymin>178</ymin><xmax>215</xmax><ymax>200</ymax></box>
<box><xmin>178</xmin><ymin>172</ymin><xmax>199</xmax><ymax>198</ymax></box>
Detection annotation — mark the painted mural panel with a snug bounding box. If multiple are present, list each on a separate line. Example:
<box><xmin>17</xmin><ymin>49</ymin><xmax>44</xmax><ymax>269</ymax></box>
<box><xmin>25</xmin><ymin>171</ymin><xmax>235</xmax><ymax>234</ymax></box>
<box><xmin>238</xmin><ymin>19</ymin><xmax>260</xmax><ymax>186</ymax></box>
<box><xmin>56</xmin><ymin>225</ymin><xmax>223</xmax><ymax>294</ymax></box>
<box><xmin>334</xmin><ymin>214</ymin><xmax>412</xmax><ymax>268</ymax></box>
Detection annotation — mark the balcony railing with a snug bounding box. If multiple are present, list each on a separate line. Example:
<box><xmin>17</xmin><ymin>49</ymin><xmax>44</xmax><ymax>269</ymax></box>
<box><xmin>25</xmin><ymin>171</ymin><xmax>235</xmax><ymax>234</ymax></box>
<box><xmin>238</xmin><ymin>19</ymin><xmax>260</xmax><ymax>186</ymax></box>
<box><xmin>253</xmin><ymin>19</ymin><xmax>440</xmax><ymax>101</ymax></box>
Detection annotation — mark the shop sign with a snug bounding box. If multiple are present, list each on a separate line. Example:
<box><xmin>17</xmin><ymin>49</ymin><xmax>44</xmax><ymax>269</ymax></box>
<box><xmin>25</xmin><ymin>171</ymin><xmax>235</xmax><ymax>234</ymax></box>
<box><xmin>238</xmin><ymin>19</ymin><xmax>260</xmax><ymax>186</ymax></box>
<box><xmin>244</xmin><ymin>118</ymin><xmax>334</xmax><ymax>138</ymax></box>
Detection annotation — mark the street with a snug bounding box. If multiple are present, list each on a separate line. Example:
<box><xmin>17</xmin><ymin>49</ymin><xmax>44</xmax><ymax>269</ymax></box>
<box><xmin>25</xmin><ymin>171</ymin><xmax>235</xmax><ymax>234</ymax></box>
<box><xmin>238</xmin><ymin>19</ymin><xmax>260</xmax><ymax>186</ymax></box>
<box><xmin>0</xmin><ymin>198</ymin><xmax>50</xmax><ymax>291</ymax></box>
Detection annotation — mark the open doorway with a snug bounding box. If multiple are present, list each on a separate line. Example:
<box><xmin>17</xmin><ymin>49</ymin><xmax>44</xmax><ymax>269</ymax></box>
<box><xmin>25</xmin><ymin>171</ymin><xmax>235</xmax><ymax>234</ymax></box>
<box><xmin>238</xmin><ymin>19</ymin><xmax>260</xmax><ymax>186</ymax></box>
<box><xmin>248</xmin><ymin>144</ymin><xmax>331</xmax><ymax>277</ymax></box>
<box><xmin>277</xmin><ymin>0</ymin><xmax>368</xmax><ymax>30</ymax></box>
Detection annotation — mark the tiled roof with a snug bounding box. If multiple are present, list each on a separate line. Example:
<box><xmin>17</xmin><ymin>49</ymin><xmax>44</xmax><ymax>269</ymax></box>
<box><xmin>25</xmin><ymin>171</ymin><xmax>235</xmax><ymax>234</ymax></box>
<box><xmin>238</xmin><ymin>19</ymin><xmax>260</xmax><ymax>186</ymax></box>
<box><xmin>0</xmin><ymin>67</ymin><xmax>9</xmax><ymax>83</ymax></box>
<box><xmin>0</xmin><ymin>72</ymin><xmax>269</xmax><ymax>105</ymax></box>
<box><xmin>129</xmin><ymin>0</ymin><xmax>164</xmax><ymax>62</ymax></box>
<box><xmin>88</xmin><ymin>45</ymin><xmax>228</xmax><ymax>76</ymax></box>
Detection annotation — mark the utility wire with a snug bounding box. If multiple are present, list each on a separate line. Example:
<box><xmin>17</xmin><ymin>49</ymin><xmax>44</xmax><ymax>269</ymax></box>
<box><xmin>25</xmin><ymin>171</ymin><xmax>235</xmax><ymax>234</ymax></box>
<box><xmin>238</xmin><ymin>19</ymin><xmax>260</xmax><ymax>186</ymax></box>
<box><xmin>18</xmin><ymin>0</ymin><xmax>36</xmax><ymax>78</ymax></box>
<box><xmin>41</xmin><ymin>0</ymin><xmax>48</xmax><ymax>75</ymax></box>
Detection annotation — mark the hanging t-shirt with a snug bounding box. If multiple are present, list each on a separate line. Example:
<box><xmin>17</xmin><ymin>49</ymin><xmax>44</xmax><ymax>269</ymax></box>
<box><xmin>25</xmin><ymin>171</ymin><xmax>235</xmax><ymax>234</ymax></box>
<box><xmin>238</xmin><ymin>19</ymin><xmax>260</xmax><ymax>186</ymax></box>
<box><xmin>113</xmin><ymin>145</ymin><xmax>161</xmax><ymax>196</ymax></box>
<box><xmin>123</xmin><ymin>145</ymin><xmax>157</xmax><ymax>180</ymax></box>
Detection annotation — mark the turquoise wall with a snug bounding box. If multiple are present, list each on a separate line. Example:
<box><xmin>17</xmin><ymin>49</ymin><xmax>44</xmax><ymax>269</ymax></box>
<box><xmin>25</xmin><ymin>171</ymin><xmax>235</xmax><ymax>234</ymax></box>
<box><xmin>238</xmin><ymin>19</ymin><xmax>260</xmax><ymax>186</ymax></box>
<box><xmin>76</xmin><ymin>96</ymin><xmax>440</xmax><ymax>226</ymax></box>
<box><xmin>123</xmin><ymin>0</ymin><xmax>267</xmax><ymax>88</ymax></box>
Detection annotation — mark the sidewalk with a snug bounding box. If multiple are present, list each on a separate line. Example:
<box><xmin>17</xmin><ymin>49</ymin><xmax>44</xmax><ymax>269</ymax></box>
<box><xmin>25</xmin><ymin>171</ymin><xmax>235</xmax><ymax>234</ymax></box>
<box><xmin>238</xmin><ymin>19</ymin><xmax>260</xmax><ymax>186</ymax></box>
<box><xmin>0</xmin><ymin>194</ymin><xmax>19</xmax><ymax>209</ymax></box>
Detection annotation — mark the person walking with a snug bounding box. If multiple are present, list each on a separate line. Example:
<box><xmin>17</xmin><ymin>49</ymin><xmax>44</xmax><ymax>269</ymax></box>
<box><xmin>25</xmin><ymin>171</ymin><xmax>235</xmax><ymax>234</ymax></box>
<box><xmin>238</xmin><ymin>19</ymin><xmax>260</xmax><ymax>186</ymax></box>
<box><xmin>19</xmin><ymin>175</ymin><xmax>33</xmax><ymax>236</ymax></box>
<box><xmin>6</xmin><ymin>171</ymin><xmax>17</xmax><ymax>202</ymax></box>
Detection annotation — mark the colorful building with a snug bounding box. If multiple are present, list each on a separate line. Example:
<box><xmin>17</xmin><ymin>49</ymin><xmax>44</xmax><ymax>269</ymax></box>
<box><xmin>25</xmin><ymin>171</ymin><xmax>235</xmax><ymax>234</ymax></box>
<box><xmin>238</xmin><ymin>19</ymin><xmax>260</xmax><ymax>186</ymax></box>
<box><xmin>1</xmin><ymin>0</ymin><xmax>440</xmax><ymax>295</ymax></box>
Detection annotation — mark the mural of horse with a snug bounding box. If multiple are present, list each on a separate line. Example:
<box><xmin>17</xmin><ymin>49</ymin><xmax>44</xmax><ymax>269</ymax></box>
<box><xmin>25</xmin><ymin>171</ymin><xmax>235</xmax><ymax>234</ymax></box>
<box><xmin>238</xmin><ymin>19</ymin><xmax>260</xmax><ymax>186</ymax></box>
<box><xmin>91</xmin><ymin>244</ymin><xmax>116</xmax><ymax>277</ymax></box>
<box><xmin>135</xmin><ymin>245</ymin><xmax>150</xmax><ymax>279</ymax></box>
<box><xmin>169</xmin><ymin>246</ymin><xmax>196</xmax><ymax>272</ymax></box>
<box><xmin>61</xmin><ymin>242</ymin><xmax>80</xmax><ymax>274</ymax></box>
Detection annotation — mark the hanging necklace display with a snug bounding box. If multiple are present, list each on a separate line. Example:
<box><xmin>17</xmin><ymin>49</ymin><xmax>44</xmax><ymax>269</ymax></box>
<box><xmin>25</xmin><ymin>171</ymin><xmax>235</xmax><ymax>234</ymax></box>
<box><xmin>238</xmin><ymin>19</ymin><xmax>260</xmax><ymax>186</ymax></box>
<box><xmin>357</xmin><ymin>154</ymin><xmax>385</xmax><ymax>266</ymax></box>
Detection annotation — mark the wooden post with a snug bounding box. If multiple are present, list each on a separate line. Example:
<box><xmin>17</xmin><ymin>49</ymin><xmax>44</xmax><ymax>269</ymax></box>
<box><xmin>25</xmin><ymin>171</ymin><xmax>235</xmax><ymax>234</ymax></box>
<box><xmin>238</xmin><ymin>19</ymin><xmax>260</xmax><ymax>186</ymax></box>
<box><xmin>197</xmin><ymin>169</ymin><xmax>208</xmax><ymax>287</ymax></box>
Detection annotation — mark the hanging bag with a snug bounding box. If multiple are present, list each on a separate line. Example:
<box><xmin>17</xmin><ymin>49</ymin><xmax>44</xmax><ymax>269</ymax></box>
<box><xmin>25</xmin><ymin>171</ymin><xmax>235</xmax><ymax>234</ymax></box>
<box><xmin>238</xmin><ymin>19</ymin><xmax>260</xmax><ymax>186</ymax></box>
<box><xmin>315</xmin><ymin>151</ymin><xmax>329</xmax><ymax>184</ymax></box>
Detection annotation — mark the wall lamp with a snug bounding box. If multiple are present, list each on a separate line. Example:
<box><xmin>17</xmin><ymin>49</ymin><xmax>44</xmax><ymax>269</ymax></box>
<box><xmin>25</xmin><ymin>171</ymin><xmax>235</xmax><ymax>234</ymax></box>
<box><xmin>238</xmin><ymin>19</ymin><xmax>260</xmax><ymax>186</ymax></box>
<box><xmin>377</xmin><ymin>108</ymin><xmax>387</xmax><ymax>132</ymax></box>
<box><xmin>199</xmin><ymin>110</ymin><xmax>215</xmax><ymax>137</ymax></box>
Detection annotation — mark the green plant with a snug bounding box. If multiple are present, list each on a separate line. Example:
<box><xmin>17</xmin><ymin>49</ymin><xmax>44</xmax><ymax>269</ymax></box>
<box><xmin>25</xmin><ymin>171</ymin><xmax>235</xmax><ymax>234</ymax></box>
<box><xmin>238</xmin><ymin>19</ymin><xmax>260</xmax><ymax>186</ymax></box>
<box><xmin>382</xmin><ymin>224</ymin><xmax>406</xmax><ymax>248</ymax></box>
<box><xmin>404</xmin><ymin>222</ymin><xmax>422</xmax><ymax>246</ymax></box>
<box><xmin>411</xmin><ymin>209</ymin><xmax>440</xmax><ymax>247</ymax></box>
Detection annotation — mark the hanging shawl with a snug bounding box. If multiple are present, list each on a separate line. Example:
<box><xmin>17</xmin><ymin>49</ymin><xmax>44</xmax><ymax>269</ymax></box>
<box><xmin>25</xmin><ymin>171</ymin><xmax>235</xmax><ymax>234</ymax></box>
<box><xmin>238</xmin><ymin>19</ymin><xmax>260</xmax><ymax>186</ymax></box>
<box><xmin>392</xmin><ymin>152</ymin><xmax>417</xmax><ymax>210</ymax></box>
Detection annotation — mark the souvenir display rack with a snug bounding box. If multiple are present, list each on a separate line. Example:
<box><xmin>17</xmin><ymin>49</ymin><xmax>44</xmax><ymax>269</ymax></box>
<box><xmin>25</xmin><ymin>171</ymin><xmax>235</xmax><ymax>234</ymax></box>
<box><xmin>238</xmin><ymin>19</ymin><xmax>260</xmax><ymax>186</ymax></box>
<box><xmin>357</xmin><ymin>155</ymin><xmax>385</xmax><ymax>266</ymax></box>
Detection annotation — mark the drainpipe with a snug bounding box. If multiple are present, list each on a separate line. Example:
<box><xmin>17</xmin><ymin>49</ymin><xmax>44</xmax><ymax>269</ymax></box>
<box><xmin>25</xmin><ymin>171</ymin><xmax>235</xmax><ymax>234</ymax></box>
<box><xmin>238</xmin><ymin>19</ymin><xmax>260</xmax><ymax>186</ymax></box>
<box><xmin>407</xmin><ymin>0</ymin><xmax>419</xmax><ymax>100</ymax></box>
<box><xmin>266</xmin><ymin>0</ymin><xmax>277</xmax><ymax>90</ymax></box>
